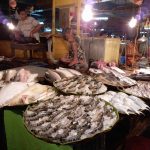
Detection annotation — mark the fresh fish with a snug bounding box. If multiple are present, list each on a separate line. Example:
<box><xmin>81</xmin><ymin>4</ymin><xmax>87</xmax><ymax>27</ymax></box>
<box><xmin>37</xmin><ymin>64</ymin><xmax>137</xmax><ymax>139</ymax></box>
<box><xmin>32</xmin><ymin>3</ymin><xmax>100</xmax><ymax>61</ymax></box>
<box><xmin>46</xmin><ymin>69</ymin><xmax>62</xmax><ymax>81</ymax></box>
<box><xmin>124</xmin><ymin>81</ymin><xmax>150</xmax><ymax>99</ymax></box>
<box><xmin>0</xmin><ymin>71</ymin><xmax>4</xmax><ymax>80</ymax></box>
<box><xmin>14</xmin><ymin>68</ymin><xmax>38</xmax><ymax>83</ymax></box>
<box><xmin>5</xmin><ymin>69</ymin><xmax>17</xmax><ymax>82</ymax></box>
<box><xmin>1</xmin><ymin>83</ymin><xmax>57</xmax><ymax>107</ymax></box>
<box><xmin>89</xmin><ymin>68</ymin><xmax>103</xmax><ymax>74</ymax></box>
<box><xmin>59</xmin><ymin>67</ymin><xmax>82</xmax><ymax>76</ymax></box>
<box><xmin>0</xmin><ymin>82</ymin><xmax>29</xmax><ymax>106</ymax></box>
<box><xmin>91</xmin><ymin>68</ymin><xmax>137</xmax><ymax>87</ymax></box>
<box><xmin>66</xmin><ymin>68</ymin><xmax>82</xmax><ymax>76</ymax></box>
<box><xmin>96</xmin><ymin>91</ymin><xmax>149</xmax><ymax>115</ymax></box>
<box><xmin>24</xmin><ymin>95</ymin><xmax>118</xmax><ymax>144</ymax></box>
<box><xmin>54</xmin><ymin>75</ymin><xmax>107</xmax><ymax>95</ymax></box>
<box><xmin>56</xmin><ymin>68</ymin><xmax>74</xmax><ymax>78</ymax></box>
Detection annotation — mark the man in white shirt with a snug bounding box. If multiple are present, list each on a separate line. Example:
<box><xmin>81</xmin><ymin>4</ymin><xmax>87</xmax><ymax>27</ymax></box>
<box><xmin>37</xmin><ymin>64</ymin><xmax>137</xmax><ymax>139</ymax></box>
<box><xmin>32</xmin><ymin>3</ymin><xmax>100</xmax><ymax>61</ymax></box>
<box><xmin>12</xmin><ymin>7</ymin><xmax>42</xmax><ymax>43</ymax></box>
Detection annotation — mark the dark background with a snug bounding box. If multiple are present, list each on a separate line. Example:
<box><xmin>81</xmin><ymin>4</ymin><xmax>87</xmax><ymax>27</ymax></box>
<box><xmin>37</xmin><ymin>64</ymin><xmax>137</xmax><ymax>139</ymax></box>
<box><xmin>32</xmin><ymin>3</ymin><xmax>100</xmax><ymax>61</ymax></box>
<box><xmin>0</xmin><ymin>0</ymin><xmax>150</xmax><ymax>40</ymax></box>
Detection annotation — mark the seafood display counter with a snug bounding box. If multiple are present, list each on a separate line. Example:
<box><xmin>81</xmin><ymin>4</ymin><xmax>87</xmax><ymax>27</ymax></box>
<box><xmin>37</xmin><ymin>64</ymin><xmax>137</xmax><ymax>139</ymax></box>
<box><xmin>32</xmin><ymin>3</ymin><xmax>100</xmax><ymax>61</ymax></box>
<box><xmin>1</xmin><ymin>66</ymin><xmax>150</xmax><ymax>150</ymax></box>
<box><xmin>0</xmin><ymin>66</ymin><xmax>72</xmax><ymax>150</ymax></box>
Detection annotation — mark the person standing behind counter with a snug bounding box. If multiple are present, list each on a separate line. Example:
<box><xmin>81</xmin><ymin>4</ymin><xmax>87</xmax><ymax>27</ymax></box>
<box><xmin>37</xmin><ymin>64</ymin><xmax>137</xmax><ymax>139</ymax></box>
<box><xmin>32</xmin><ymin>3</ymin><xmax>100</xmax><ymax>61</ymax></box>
<box><xmin>60</xmin><ymin>28</ymin><xmax>88</xmax><ymax>72</ymax></box>
<box><xmin>11</xmin><ymin>7</ymin><xmax>42</xmax><ymax>43</ymax></box>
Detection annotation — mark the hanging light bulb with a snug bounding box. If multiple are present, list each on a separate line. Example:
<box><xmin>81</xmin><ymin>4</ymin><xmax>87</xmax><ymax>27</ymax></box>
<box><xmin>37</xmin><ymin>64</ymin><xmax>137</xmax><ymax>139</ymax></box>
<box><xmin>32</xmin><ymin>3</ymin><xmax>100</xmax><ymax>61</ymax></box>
<box><xmin>82</xmin><ymin>4</ymin><xmax>93</xmax><ymax>22</ymax></box>
<box><xmin>9</xmin><ymin>0</ymin><xmax>17</xmax><ymax>9</ymax></box>
<box><xmin>7</xmin><ymin>22</ymin><xmax>15</xmax><ymax>30</ymax></box>
<box><xmin>128</xmin><ymin>17</ymin><xmax>137</xmax><ymax>28</ymax></box>
<box><xmin>138</xmin><ymin>35</ymin><xmax>147</xmax><ymax>42</ymax></box>
<box><xmin>94</xmin><ymin>21</ymin><xmax>97</xmax><ymax>26</ymax></box>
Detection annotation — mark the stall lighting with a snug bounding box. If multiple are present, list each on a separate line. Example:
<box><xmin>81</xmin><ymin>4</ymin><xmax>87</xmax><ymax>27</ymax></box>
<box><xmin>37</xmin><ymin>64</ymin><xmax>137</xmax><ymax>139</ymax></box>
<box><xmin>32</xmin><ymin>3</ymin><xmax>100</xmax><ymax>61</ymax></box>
<box><xmin>121</xmin><ymin>40</ymin><xmax>127</xmax><ymax>45</ymax></box>
<box><xmin>100</xmin><ymin>28</ymin><xmax>104</xmax><ymax>31</ymax></box>
<box><xmin>138</xmin><ymin>35</ymin><xmax>147</xmax><ymax>42</ymax></box>
<box><xmin>7</xmin><ymin>22</ymin><xmax>15</xmax><ymax>30</ymax></box>
<box><xmin>128</xmin><ymin>17</ymin><xmax>137</xmax><ymax>28</ymax></box>
<box><xmin>94</xmin><ymin>17</ymin><xmax>108</xmax><ymax>21</ymax></box>
<box><xmin>31</xmin><ymin>14</ymin><xmax>41</xmax><ymax>17</ymax></box>
<box><xmin>144</xmin><ymin>27</ymin><xmax>150</xmax><ymax>30</ymax></box>
<box><xmin>32</xmin><ymin>9</ymin><xmax>44</xmax><ymax>13</ymax></box>
<box><xmin>82</xmin><ymin>4</ymin><xmax>93</xmax><ymax>22</ymax></box>
<box><xmin>56</xmin><ymin>28</ymin><xmax>63</xmax><ymax>32</ymax></box>
<box><xmin>111</xmin><ymin>34</ymin><xmax>115</xmax><ymax>38</ymax></box>
<box><xmin>39</xmin><ymin>21</ymin><xmax>44</xmax><ymax>25</ymax></box>
<box><xmin>121</xmin><ymin>42</ymin><xmax>126</xmax><ymax>45</ymax></box>
<box><xmin>44</xmin><ymin>27</ymin><xmax>51</xmax><ymax>32</ymax></box>
<box><xmin>90</xmin><ymin>0</ymin><xmax>112</xmax><ymax>4</ymax></box>
<box><xmin>94</xmin><ymin>22</ymin><xmax>97</xmax><ymax>25</ymax></box>
<box><xmin>140</xmin><ymin>31</ymin><xmax>147</xmax><ymax>34</ymax></box>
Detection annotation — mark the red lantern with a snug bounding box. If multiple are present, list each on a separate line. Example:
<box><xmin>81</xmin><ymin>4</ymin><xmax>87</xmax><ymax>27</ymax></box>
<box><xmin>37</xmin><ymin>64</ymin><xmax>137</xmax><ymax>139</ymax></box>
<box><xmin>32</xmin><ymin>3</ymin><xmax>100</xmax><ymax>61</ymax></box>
<box><xmin>9</xmin><ymin>0</ymin><xmax>17</xmax><ymax>9</ymax></box>
<box><xmin>131</xmin><ymin>0</ymin><xmax>143</xmax><ymax>5</ymax></box>
<box><xmin>69</xmin><ymin>7</ymin><xmax>76</xmax><ymax>22</ymax></box>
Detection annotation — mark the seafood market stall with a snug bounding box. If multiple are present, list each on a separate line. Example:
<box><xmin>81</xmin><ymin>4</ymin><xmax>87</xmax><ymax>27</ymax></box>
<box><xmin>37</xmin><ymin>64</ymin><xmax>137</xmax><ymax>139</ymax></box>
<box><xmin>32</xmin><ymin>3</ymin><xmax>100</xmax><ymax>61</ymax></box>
<box><xmin>0</xmin><ymin>64</ymin><xmax>150</xmax><ymax>150</ymax></box>
<box><xmin>0</xmin><ymin>66</ymin><xmax>118</xmax><ymax>150</ymax></box>
<box><xmin>1</xmin><ymin>0</ymin><xmax>150</xmax><ymax>149</ymax></box>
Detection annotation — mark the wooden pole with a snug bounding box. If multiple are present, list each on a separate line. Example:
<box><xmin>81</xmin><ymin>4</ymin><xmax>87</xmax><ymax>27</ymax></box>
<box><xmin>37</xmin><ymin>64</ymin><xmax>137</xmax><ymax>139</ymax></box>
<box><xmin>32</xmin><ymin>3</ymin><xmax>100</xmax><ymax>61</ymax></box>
<box><xmin>52</xmin><ymin>0</ymin><xmax>55</xmax><ymax>34</ymax></box>
<box><xmin>77</xmin><ymin>0</ymin><xmax>81</xmax><ymax>35</ymax></box>
<box><xmin>131</xmin><ymin>24</ymin><xmax>139</xmax><ymax>68</ymax></box>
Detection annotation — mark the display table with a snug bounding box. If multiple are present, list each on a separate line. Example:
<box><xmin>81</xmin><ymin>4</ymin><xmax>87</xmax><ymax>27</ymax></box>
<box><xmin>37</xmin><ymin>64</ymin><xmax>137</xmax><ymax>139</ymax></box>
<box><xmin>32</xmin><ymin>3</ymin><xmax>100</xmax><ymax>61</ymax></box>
<box><xmin>2</xmin><ymin>65</ymin><xmax>72</xmax><ymax>150</ymax></box>
<box><xmin>4</xmin><ymin>108</ymin><xmax>72</xmax><ymax>150</ymax></box>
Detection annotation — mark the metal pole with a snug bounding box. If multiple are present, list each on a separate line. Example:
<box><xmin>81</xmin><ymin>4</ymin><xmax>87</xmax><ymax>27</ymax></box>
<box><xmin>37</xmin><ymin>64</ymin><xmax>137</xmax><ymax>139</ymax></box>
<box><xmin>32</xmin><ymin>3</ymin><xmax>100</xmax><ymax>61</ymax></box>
<box><xmin>131</xmin><ymin>25</ymin><xmax>139</xmax><ymax>68</ymax></box>
<box><xmin>77</xmin><ymin>0</ymin><xmax>81</xmax><ymax>35</ymax></box>
<box><xmin>148</xmin><ymin>29</ymin><xmax>150</xmax><ymax>61</ymax></box>
<box><xmin>52</xmin><ymin>0</ymin><xmax>55</xmax><ymax>35</ymax></box>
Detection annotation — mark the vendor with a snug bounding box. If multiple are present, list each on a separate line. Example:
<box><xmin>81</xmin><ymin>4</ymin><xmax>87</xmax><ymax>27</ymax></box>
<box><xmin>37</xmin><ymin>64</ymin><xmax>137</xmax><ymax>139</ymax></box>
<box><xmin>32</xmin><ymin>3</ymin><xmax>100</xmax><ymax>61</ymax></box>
<box><xmin>10</xmin><ymin>7</ymin><xmax>42</xmax><ymax>43</ymax></box>
<box><xmin>60</xmin><ymin>28</ymin><xmax>88</xmax><ymax>71</ymax></box>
